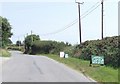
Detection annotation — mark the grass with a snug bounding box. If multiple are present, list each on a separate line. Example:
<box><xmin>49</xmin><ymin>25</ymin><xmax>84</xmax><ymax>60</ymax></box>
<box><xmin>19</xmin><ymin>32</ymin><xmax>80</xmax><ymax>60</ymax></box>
<box><xmin>0</xmin><ymin>49</ymin><xmax>11</xmax><ymax>57</ymax></box>
<box><xmin>7</xmin><ymin>45</ymin><xmax>25</xmax><ymax>52</ymax></box>
<box><xmin>40</xmin><ymin>54</ymin><xmax>118</xmax><ymax>83</ymax></box>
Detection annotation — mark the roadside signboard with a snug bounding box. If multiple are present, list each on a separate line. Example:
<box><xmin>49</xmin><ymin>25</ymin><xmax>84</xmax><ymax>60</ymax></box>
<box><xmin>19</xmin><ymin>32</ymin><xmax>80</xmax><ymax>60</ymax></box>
<box><xmin>60</xmin><ymin>52</ymin><xmax>64</xmax><ymax>58</ymax></box>
<box><xmin>65</xmin><ymin>54</ymin><xmax>68</xmax><ymax>58</ymax></box>
<box><xmin>91</xmin><ymin>55</ymin><xmax>104</xmax><ymax>64</ymax></box>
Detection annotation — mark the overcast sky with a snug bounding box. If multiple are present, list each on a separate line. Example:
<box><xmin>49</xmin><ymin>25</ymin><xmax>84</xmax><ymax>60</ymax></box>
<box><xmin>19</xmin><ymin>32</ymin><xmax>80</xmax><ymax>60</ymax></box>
<box><xmin>0</xmin><ymin>0</ymin><xmax>119</xmax><ymax>45</ymax></box>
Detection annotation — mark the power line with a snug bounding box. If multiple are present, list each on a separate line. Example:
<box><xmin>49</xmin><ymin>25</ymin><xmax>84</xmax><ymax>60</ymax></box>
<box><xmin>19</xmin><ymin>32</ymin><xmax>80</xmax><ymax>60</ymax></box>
<box><xmin>81</xmin><ymin>4</ymin><xmax>101</xmax><ymax>19</ymax></box>
<box><xmin>14</xmin><ymin>2</ymin><xmax>102</xmax><ymax>38</ymax></box>
<box><xmin>39</xmin><ymin>19</ymin><xmax>78</xmax><ymax>36</ymax></box>
<box><xmin>80</xmin><ymin>2</ymin><xmax>99</xmax><ymax>17</ymax></box>
<box><xmin>82</xmin><ymin>0</ymin><xmax>106</xmax><ymax>19</ymax></box>
<box><xmin>39</xmin><ymin>2</ymin><xmax>101</xmax><ymax>36</ymax></box>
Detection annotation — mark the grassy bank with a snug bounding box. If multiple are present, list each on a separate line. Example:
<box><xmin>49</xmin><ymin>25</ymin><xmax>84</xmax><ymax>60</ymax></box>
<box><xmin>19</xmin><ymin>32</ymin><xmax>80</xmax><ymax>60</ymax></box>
<box><xmin>7</xmin><ymin>45</ymin><xmax>25</xmax><ymax>52</ymax></box>
<box><xmin>0</xmin><ymin>49</ymin><xmax>11</xmax><ymax>57</ymax></box>
<box><xmin>40</xmin><ymin>54</ymin><xmax>118</xmax><ymax>83</ymax></box>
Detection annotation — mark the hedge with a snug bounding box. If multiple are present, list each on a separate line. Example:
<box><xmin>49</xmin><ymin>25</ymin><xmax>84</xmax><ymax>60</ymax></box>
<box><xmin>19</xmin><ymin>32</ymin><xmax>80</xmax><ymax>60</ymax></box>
<box><xmin>73</xmin><ymin>36</ymin><xmax>119</xmax><ymax>68</ymax></box>
<box><xmin>30</xmin><ymin>40</ymin><xmax>70</xmax><ymax>55</ymax></box>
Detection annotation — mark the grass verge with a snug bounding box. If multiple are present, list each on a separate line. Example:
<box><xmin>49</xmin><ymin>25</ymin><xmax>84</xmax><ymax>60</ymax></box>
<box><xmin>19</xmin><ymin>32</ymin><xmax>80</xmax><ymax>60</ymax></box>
<box><xmin>40</xmin><ymin>54</ymin><xmax>118</xmax><ymax>83</ymax></box>
<box><xmin>0</xmin><ymin>49</ymin><xmax>11</xmax><ymax>57</ymax></box>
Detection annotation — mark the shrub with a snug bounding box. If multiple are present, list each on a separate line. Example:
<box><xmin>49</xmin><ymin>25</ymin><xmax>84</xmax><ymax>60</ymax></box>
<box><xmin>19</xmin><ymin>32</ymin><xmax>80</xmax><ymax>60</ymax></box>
<box><xmin>7</xmin><ymin>45</ymin><xmax>24</xmax><ymax>52</ymax></box>
<box><xmin>73</xmin><ymin>36</ymin><xmax>119</xmax><ymax>68</ymax></box>
<box><xmin>30</xmin><ymin>40</ymin><xmax>70</xmax><ymax>55</ymax></box>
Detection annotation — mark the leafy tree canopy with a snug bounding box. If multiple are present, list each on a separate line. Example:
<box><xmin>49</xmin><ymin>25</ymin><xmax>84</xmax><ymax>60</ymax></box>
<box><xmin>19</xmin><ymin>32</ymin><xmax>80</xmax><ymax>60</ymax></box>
<box><xmin>24</xmin><ymin>34</ymin><xmax>40</xmax><ymax>54</ymax></box>
<box><xmin>0</xmin><ymin>16</ymin><xmax>13</xmax><ymax>47</ymax></box>
<box><xmin>25</xmin><ymin>34</ymin><xmax>40</xmax><ymax>47</ymax></box>
<box><xmin>16</xmin><ymin>40</ymin><xmax>21</xmax><ymax>46</ymax></box>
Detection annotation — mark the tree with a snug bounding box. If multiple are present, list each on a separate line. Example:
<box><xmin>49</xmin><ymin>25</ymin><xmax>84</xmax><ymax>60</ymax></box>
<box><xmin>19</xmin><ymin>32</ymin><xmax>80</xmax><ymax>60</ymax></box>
<box><xmin>16</xmin><ymin>40</ymin><xmax>21</xmax><ymax>46</ymax></box>
<box><xmin>30</xmin><ymin>40</ymin><xmax>71</xmax><ymax>55</ymax></box>
<box><xmin>0</xmin><ymin>16</ymin><xmax>13</xmax><ymax>48</ymax></box>
<box><xmin>0</xmin><ymin>27</ymin><xmax>2</xmax><ymax>47</ymax></box>
<box><xmin>24</xmin><ymin>34</ymin><xmax>40</xmax><ymax>54</ymax></box>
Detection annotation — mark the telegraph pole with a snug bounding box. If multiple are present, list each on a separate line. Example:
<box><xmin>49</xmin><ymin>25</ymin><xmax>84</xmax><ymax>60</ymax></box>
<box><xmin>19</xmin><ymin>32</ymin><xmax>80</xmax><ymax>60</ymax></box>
<box><xmin>18</xmin><ymin>37</ymin><xmax>20</xmax><ymax>50</ymax></box>
<box><xmin>101</xmin><ymin>0</ymin><xmax>104</xmax><ymax>39</ymax></box>
<box><xmin>31</xmin><ymin>30</ymin><xmax>33</xmax><ymax>43</ymax></box>
<box><xmin>75</xmin><ymin>0</ymin><xmax>83</xmax><ymax>44</ymax></box>
<box><xmin>31</xmin><ymin>30</ymin><xmax>33</xmax><ymax>35</ymax></box>
<box><xmin>24</xmin><ymin>35</ymin><xmax>26</xmax><ymax>50</ymax></box>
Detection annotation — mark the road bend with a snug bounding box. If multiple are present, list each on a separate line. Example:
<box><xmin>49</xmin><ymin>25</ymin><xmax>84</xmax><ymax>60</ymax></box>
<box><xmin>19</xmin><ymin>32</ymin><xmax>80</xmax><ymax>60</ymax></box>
<box><xmin>0</xmin><ymin>51</ymin><xmax>96</xmax><ymax>82</ymax></box>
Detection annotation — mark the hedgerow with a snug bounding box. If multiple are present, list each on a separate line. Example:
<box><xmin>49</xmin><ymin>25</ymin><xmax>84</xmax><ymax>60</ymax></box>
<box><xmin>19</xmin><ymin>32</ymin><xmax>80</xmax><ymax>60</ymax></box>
<box><xmin>73</xmin><ymin>36</ymin><xmax>119</xmax><ymax>68</ymax></box>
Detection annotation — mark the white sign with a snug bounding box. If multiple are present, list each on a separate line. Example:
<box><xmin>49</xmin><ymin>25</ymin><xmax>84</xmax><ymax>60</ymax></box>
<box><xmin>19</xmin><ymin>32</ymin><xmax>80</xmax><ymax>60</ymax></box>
<box><xmin>60</xmin><ymin>52</ymin><xmax>64</xmax><ymax>58</ymax></box>
<box><xmin>65</xmin><ymin>54</ymin><xmax>68</xmax><ymax>58</ymax></box>
<box><xmin>92</xmin><ymin>55</ymin><xmax>104</xmax><ymax>64</ymax></box>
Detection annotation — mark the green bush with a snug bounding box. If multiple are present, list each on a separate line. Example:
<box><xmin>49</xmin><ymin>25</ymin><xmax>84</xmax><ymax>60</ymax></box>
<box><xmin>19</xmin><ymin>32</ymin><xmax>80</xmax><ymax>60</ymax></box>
<box><xmin>31</xmin><ymin>40</ymin><xmax>71</xmax><ymax>55</ymax></box>
<box><xmin>24</xmin><ymin>34</ymin><xmax>40</xmax><ymax>54</ymax></box>
<box><xmin>7</xmin><ymin>45</ymin><xmax>25</xmax><ymax>52</ymax></box>
<box><xmin>0</xmin><ymin>49</ymin><xmax>11</xmax><ymax>57</ymax></box>
<box><xmin>63</xmin><ymin>46</ymin><xmax>75</xmax><ymax>57</ymax></box>
<box><xmin>73</xmin><ymin>36</ymin><xmax>119</xmax><ymax>68</ymax></box>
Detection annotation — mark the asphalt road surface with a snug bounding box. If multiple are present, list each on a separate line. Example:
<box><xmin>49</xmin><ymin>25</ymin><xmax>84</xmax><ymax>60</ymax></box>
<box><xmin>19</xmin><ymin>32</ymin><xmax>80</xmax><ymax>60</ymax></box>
<box><xmin>0</xmin><ymin>51</ymin><xmax>96</xmax><ymax>82</ymax></box>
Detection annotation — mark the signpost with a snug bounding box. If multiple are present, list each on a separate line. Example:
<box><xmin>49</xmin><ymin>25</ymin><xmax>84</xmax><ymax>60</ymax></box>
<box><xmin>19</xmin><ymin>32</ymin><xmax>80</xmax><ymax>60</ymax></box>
<box><xmin>65</xmin><ymin>54</ymin><xmax>68</xmax><ymax>58</ymax></box>
<box><xmin>91</xmin><ymin>55</ymin><xmax>104</xmax><ymax>66</ymax></box>
<box><xmin>60</xmin><ymin>52</ymin><xmax>65</xmax><ymax>58</ymax></box>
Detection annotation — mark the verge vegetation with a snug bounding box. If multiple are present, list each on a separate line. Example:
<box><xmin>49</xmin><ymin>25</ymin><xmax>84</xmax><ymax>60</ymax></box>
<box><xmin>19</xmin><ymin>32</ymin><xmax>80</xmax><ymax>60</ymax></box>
<box><xmin>29</xmin><ymin>36</ymin><xmax>119</xmax><ymax>68</ymax></box>
<box><xmin>24</xmin><ymin>34</ymin><xmax>119</xmax><ymax>83</ymax></box>
<box><xmin>0</xmin><ymin>49</ymin><xmax>11</xmax><ymax>57</ymax></box>
<box><xmin>73</xmin><ymin>36</ymin><xmax>119</xmax><ymax>68</ymax></box>
<box><xmin>41</xmin><ymin>54</ymin><xmax>118</xmax><ymax>83</ymax></box>
<box><xmin>7</xmin><ymin>44</ymin><xmax>25</xmax><ymax>52</ymax></box>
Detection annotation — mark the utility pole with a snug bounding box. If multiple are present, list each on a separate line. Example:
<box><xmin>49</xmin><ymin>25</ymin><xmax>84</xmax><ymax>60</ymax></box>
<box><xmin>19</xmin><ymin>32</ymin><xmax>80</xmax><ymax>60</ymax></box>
<box><xmin>101</xmin><ymin>0</ymin><xmax>104</xmax><ymax>39</ymax></box>
<box><xmin>18</xmin><ymin>37</ymin><xmax>20</xmax><ymax>50</ymax></box>
<box><xmin>31</xmin><ymin>30</ymin><xmax>33</xmax><ymax>43</ymax></box>
<box><xmin>75</xmin><ymin>0</ymin><xmax>84</xmax><ymax>44</ymax></box>
<box><xmin>27</xmin><ymin>33</ymin><xmax>28</xmax><ymax>37</ymax></box>
<box><xmin>24</xmin><ymin>35</ymin><xmax>26</xmax><ymax>50</ymax></box>
<box><xmin>31</xmin><ymin>30</ymin><xmax>33</xmax><ymax>35</ymax></box>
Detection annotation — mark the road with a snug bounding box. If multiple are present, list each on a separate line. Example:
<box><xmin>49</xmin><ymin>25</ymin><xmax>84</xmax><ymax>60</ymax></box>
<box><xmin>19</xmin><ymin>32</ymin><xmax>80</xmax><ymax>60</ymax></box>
<box><xmin>0</xmin><ymin>51</ymin><xmax>96</xmax><ymax>82</ymax></box>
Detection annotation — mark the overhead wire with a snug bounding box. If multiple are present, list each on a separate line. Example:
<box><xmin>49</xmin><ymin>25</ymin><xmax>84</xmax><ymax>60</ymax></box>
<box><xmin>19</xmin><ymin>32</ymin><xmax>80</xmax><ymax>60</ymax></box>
<box><xmin>15</xmin><ymin>2</ymin><xmax>102</xmax><ymax>38</ymax></box>
<box><xmin>39</xmin><ymin>2</ymin><xmax>101</xmax><ymax>36</ymax></box>
<box><xmin>39</xmin><ymin>19</ymin><xmax>78</xmax><ymax>36</ymax></box>
<box><xmin>80</xmin><ymin>2</ymin><xmax>99</xmax><ymax>17</ymax></box>
<box><xmin>81</xmin><ymin>4</ymin><xmax>101</xmax><ymax>19</ymax></box>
